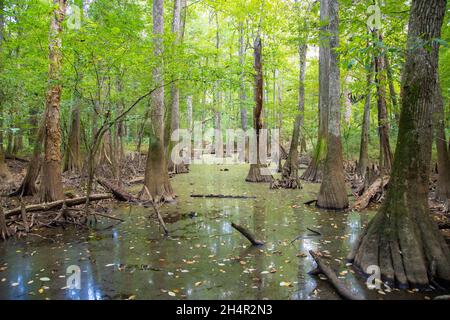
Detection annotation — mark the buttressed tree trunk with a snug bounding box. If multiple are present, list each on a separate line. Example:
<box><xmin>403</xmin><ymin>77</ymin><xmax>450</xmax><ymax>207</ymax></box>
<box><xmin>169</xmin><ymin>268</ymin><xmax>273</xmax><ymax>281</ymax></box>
<box><xmin>316</xmin><ymin>0</ymin><xmax>348</xmax><ymax>211</ymax></box>
<box><xmin>246</xmin><ymin>35</ymin><xmax>272</xmax><ymax>183</ymax></box>
<box><xmin>350</xmin><ymin>0</ymin><xmax>450</xmax><ymax>288</ymax></box>
<box><xmin>301</xmin><ymin>0</ymin><xmax>329</xmax><ymax>183</ymax></box>
<box><xmin>358</xmin><ymin>63</ymin><xmax>374</xmax><ymax>178</ymax></box>
<box><xmin>142</xmin><ymin>0</ymin><xmax>175</xmax><ymax>204</ymax></box>
<box><xmin>40</xmin><ymin>0</ymin><xmax>66</xmax><ymax>202</ymax></box>
<box><xmin>434</xmin><ymin>82</ymin><xmax>450</xmax><ymax>202</ymax></box>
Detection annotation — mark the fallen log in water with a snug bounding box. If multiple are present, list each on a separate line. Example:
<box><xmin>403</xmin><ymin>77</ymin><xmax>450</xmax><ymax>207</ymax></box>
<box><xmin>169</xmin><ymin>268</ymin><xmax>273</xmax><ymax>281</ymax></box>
<box><xmin>352</xmin><ymin>176</ymin><xmax>390</xmax><ymax>211</ymax></box>
<box><xmin>231</xmin><ymin>222</ymin><xmax>264</xmax><ymax>246</ymax></box>
<box><xmin>309</xmin><ymin>250</ymin><xmax>363</xmax><ymax>300</ymax></box>
<box><xmin>191</xmin><ymin>194</ymin><xmax>256</xmax><ymax>199</ymax></box>
<box><xmin>97</xmin><ymin>177</ymin><xmax>137</xmax><ymax>202</ymax></box>
<box><xmin>5</xmin><ymin>194</ymin><xmax>113</xmax><ymax>218</ymax></box>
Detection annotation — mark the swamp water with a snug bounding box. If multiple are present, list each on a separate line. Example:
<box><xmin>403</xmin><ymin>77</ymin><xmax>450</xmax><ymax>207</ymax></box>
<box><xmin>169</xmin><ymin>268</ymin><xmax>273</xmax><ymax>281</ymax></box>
<box><xmin>0</xmin><ymin>165</ymin><xmax>437</xmax><ymax>300</ymax></box>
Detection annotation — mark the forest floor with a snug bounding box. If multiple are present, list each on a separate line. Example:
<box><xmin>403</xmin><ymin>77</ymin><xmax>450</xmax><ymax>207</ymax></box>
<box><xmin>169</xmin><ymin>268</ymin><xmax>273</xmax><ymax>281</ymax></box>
<box><xmin>0</xmin><ymin>159</ymin><xmax>449</xmax><ymax>300</ymax></box>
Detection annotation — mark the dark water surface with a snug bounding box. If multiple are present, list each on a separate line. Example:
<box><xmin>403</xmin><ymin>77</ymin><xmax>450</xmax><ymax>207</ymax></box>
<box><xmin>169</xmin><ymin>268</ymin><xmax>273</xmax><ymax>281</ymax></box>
<box><xmin>0</xmin><ymin>165</ymin><xmax>438</xmax><ymax>300</ymax></box>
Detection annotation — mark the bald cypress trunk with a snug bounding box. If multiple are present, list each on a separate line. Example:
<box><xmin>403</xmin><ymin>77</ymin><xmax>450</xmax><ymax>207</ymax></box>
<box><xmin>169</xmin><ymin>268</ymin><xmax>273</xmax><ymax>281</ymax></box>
<box><xmin>316</xmin><ymin>0</ymin><xmax>348</xmax><ymax>211</ymax></box>
<box><xmin>351</xmin><ymin>0</ymin><xmax>450</xmax><ymax>288</ymax></box>
<box><xmin>167</xmin><ymin>0</ymin><xmax>188</xmax><ymax>174</ymax></box>
<box><xmin>301</xmin><ymin>0</ymin><xmax>329</xmax><ymax>183</ymax></box>
<box><xmin>40</xmin><ymin>0</ymin><xmax>66</xmax><ymax>202</ymax></box>
<box><xmin>142</xmin><ymin>0</ymin><xmax>175</xmax><ymax>203</ymax></box>
<box><xmin>246</xmin><ymin>35</ymin><xmax>272</xmax><ymax>183</ymax></box>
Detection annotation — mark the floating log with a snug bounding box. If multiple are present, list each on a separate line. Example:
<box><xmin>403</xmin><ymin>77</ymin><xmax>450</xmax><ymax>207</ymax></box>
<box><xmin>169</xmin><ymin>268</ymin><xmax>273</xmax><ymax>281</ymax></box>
<box><xmin>352</xmin><ymin>176</ymin><xmax>390</xmax><ymax>211</ymax></box>
<box><xmin>309</xmin><ymin>250</ymin><xmax>363</xmax><ymax>300</ymax></box>
<box><xmin>231</xmin><ymin>222</ymin><xmax>264</xmax><ymax>246</ymax></box>
<box><xmin>191</xmin><ymin>194</ymin><xmax>256</xmax><ymax>199</ymax></box>
<box><xmin>5</xmin><ymin>194</ymin><xmax>113</xmax><ymax>218</ymax></box>
<box><xmin>97</xmin><ymin>177</ymin><xmax>136</xmax><ymax>202</ymax></box>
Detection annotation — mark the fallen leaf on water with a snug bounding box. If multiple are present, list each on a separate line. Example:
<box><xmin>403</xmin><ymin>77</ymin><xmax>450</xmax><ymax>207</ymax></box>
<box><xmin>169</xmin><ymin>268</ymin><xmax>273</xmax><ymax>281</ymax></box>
<box><xmin>279</xmin><ymin>282</ymin><xmax>293</xmax><ymax>287</ymax></box>
<box><xmin>168</xmin><ymin>291</ymin><xmax>176</xmax><ymax>297</ymax></box>
<box><xmin>195</xmin><ymin>281</ymin><xmax>203</xmax><ymax>287</ymax></box>
<box><xmin>40</xmin><ymin>277</ymin><xmax>51</xmax><ymax>282</ymax></box>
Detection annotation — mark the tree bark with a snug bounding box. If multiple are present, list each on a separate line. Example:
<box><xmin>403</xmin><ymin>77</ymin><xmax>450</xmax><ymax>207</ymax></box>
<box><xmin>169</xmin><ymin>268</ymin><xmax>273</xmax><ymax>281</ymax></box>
<box><xmin>301</xmin><ymin>0</ymin><xmax>329</xmax><ymax>183</ymax></box>
<box><xmin>0</xmin><ymin>0</ymin><xmax>12</xmax><ymax>185</ymax></box>
<box><xmin>239</xmin><ymin>22</ymin><xmax>248</xmax><ymax>131</ymax></box>
<box><xmin>167</xmin><ymin>0</ymin><xmax>188</xmax><ymax>174</ymax></box>
<box><xmin>316</xmin><ymin>0</ymin><xmax>348</xmax><ymax>211</ymax></box>
<box><xmin>434</xmin><ymin>82</ymin><xmax>450</xmax><ymax>202</ymax></box>
<box><xmin>40</xmin><ymin>0</ymin><xmax>66</xmax><ymax>202</ymax></box>
<box><xmin>10</xmin><ymin>123</ymin><xmax>44</xmax><ymax>197</ymax></box>
<box><xmin>351</xmin><ymin>0</ymin><xmax>450</xmax><ymax>288</ymax></box>
<box><xmin>374</xmin><ymin>33</ymin><xmax>393</xmax><ymax>174</ymax></box>
<box><xmin>64</xmin><ymin>89</ymin><xmax>82</xmax><ymax>173</ymax></box>
<box><xmin>358</xmin><ymin>63</ymin><xmax>374</xmax><ymax>178</ymax></box>
<box><xmin>245</xmin><ymin>35</ymin><xmax>272</xmax><ymax>183</ymax></box>
<box><xmin>142</xmin><ymin>0</ymin><xmax>175</xmax><ymax>204</ymax></box>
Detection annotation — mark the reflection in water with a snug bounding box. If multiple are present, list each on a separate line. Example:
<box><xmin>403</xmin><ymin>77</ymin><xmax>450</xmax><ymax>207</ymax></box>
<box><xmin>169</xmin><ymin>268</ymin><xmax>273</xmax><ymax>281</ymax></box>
<box><xmin>0</xmin><ymin>165</ymin><xmax>428</xmax><ymax>300</ymax></box>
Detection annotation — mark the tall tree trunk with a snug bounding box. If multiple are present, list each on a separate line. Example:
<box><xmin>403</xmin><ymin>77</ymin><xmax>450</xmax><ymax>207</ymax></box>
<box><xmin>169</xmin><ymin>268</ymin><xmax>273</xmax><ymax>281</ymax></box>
<box><xmin>64</xmin><ymin>89</ymin><xmax>82</xmax><ymax>173</ymax></box>
<box><xmin>142</xmin><ymin>0</ymin><xmax>175</xmax><ymax>204</ymax></box>
<box><xmin>301</xmin><ymin>0</ymin><xmax>329</xmax><ymax>183</ymax></box>
<box><xmin>374</xmin><ymin>33</ymin><xmax>393</xmax><ymax>174</ymax></box>
<box><xmin>358</xmin><ymin>64</ymin><xmax>374</xmax><ymax>178</ymax></box>
<box><xmin>316</xmin><ymin>0</ymin><xmax>348</xmax><ymax>211</ymax></box>
<box><xmin>239</xmin><ymin>22</ymin><xmax>248</xmax><ymax>131</ymax></box>
<box><xmin>350</xmin><ymin>0</ymin><xmax>450</xmax><ymax>288</ymax></box>
<box><xmin>281</xmin><ymin>43</ymin><xmax>306</xmax><ymax>189</ymax></box>
<box><xmin>167</xmin><ymin>0</ymin><xmax>188</xmax><ymax>174</ymax></box>
<box><xmin>245</xmin><ymin>35</ymin><xmax>272</xmax><ymax>183</ymax></box>
<box><xmin>434</xmin><ymin>82</ymin><xmax>450</xmax><ymax>202</ymax></box>
<box><xmin>40</xmin><ymin>0</ymin><xmax>66</xmax><ymax>202</ymax></box>
<box><xmin>0</xmin><ymin>0</ymin><xmax>12</xmax><ymax>184</ymax></box>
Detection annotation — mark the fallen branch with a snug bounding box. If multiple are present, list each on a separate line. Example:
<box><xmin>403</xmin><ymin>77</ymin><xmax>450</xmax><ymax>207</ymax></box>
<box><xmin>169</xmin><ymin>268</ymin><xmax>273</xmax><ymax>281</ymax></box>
<box><xmin>352</xmin><ymin>176</ymin><xmax>390</xmax><ymax>211</ymax></box>
<box><xmin>191</xmin><ymin>194</ymin><xmax>256</xmax><ymax>199</ymax></box>
<box><xmin>143</xmin><ymin>186</ymin><xmax>169</xmax><ymax>235</ymax></box>
<box><xmin>97</xmin><ymin>177</ymin><xmax>136</xmax><ymax>202</ymax></box>
<box><xmin>128</xmin><ymin>177</ymin><xmax>145</xmax><ymax>184</ymax></box>
<box><xmin>231</xmin><ymin>222</ymin><xmax>264</xmax><ymax>246</ymax></box>
<box><xmin>5</xmin><ymin>194</ymin><xmax>113</xmax><ymax>219</ymax></box>
<box><xmin>306</xmin><ymin>228</ymin><xmax>321</xmax><ymax>236</ymax></box>
<box><xmin>309</xmin><ymin>250</ymin><xmax>363</xmax><ymax>300</ymax></box>
<box><xmin>5</xmin><ymin>154</ymin><xmax>29</xmax><ymax>163</ymax></box>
